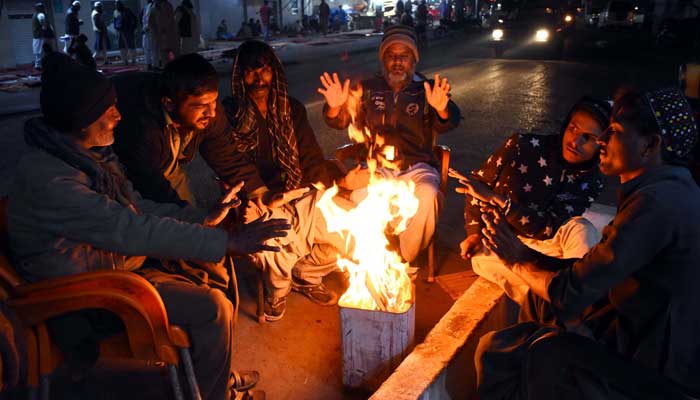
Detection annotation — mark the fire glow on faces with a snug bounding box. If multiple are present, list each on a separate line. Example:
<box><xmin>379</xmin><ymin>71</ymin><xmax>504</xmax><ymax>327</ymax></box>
<box><xmin>381</xmin><ymin>43</ymin><xmax>416</xmax><ymax>88</ymax></box>
<box><xmin>561</xmin><ymin>110</ymin><xmax>605</xmax><ymax>164</ymax></box>
<box><xmin>80</xmin><ymin>104</ymin><xmax>121</xmax><ymax>149</ymax></box>
<box><xmin>243</xmin><ymin>65</ymin><xmax>274</xmax><ymax>104</ymax></box>
<box><xmin>173</xmin><ymin>91</ymin><xmax>219</xmax><ymax>131</ymax></box>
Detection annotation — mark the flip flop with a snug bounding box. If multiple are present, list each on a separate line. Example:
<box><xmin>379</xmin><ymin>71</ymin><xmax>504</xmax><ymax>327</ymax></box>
<box><xmin>230</xmin><ymin>370</ymin><xmax>260</xmax><ymax>392</ymax></box>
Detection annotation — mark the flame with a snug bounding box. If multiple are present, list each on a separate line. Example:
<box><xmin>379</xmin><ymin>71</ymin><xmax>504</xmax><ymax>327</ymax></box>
<box><xmin>318</xmin><ymin>162</ymin><xmax>417</xmax><ymax>313</ymax></box>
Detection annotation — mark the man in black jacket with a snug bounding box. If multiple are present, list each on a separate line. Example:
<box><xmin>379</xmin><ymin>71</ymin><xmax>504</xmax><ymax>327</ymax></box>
<box><xmin>319</xmin><ymin>25</ymin><xmax>460</xmax><ymax>265</ymax></box>
<box><xmin>223</xmin><ymin>40</ymin><xmax>358</xmax><ymax>321</ymax></box>
<box><xmin>111</xmin><ymin>54</ymin><xmax>263</xmax><ymax>290</ymax></box>
<box><xmin>63</xmin><ymin>0</ymin><xmax>82</xmax><ymax>53</ymax></box>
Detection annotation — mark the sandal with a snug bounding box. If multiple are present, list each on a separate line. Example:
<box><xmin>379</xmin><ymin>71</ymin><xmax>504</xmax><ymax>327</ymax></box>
<box><xmin>230</xmin><ymin>370</ymin><xmax>260</xmax><ymax>392</ymax></box>
<box><xmin>233</xmin><ymin>389</ymin><xmax>266</xmax><ymax>400</ymax></box>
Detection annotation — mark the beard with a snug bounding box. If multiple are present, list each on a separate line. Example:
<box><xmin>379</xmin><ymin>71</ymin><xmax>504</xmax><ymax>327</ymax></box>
<box><xmin>384</xmin><ymin>66</ymin><xmax>413</xmax><ymax>87</ymax></box>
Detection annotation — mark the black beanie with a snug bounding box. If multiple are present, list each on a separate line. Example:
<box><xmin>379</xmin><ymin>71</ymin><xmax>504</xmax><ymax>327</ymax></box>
<box><xmin>40</xmin><ymin>53</ymin><xmax>116</xmax><ymax>132</ymax></box>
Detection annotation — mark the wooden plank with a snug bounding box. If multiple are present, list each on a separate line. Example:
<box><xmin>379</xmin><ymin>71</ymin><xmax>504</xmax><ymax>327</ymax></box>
<box><xmin>340</xmin><ymin>303</ymin><xmax>415</xmax><ymax>392</ymax></box>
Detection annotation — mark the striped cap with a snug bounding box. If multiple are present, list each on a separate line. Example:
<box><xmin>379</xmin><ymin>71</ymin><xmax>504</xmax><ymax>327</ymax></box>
<box><xmin>380</xmin><ymin>25</ymin><xmax>419</xmax><ymax>62</ymax></box>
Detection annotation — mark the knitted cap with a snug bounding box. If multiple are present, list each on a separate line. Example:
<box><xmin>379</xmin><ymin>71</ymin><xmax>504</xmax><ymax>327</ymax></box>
<box><xmin>40</xmin><ymin>53</ymin><xmax>116</xmax><ymax>132</ymax></box>
<box><xmin>646</xmin><ymin>87</ymin><xmax>698</xmax><ymax>158</ymax></box>
<box><xmin>380</xmin><ymin>25</ymin><xmax>419</xmax><ymax>62</ymax></box>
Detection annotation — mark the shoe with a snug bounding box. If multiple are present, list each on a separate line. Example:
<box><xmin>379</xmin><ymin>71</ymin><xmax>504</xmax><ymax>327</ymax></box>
<box><xmin>230</xmin><ymin>370</ymin><xmax>259</xmax><ymax>392</ymax></box>
<box><xmin>233</xmin><ymin>389</ymin><xmax>265</xmax><ymax>400</ymax></box>
<box><xmin>291</xmin><ymin>277</ymin><xmax>338</xmax><ymax>306</ymax></box>
<box><xmin>264</xmin><ymin>296</ymin><xmax>286</xmax><ymax>322</ymax></box>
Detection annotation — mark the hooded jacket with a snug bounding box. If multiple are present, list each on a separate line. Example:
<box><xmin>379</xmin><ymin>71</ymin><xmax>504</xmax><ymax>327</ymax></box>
<box><xmin>8</xmin><ymin>118</ymin><xmax>227</xmax><ymax>283</ymax></box>
<box><xmin>464</xmin><ymin>112</ymin><xmax>604</xmax><ymax>240</ymax></box>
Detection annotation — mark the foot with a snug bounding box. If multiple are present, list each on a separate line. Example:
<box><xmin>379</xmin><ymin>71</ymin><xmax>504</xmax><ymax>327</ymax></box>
<box><xmin>291</xmin><ymin>277</ymin><xmax>338</xmax><ymax>306</ymax></box>
<box><xmin>263</xmin><ymin>296</ymin><xmax>287</xmax><ymax>322</ymax></box>
<box><xmin>230</xmin><ymin>370</ymin><xmax>259</xmax><ymax>392</ymax></box>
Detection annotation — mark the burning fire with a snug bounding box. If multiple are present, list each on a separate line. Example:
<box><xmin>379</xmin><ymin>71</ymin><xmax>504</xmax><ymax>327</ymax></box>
<box><xmin>317</xmin><ymin>84</ymin><xmax>417</xmax><ymax>313</ymax></box>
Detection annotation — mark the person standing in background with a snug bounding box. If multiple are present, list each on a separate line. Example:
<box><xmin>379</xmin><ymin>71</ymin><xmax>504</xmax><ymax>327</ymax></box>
<box><xmin>32</xmin><ymin>3</ymin><xmax>47</xmax><ymax>69</ymax></box>
<box><xmin>259</xmin><ymin>0</ymin><xmax>271</xmax><ymax>41</ymax></box>
<box><xmin>64</xmin><ymin>1</ymin><xmax>82</xmax><ymax>53</ymax></box>
<box><xmin>91</xmin><ymin>1</ymin><xmax>109</xmax><ymax>65</ymax></box>
<box><xmin>114</xmin><ymin>0</ymin><xmax>138</xmax><ymax>64</ymax></box>
<box><xmin>175</xmin><ymin>0</ymin><xmax>200</xmax><ymax>54</ymax></box>
<box><xmin>156</xmin><ymin>0</ymin><xmax>178</xmax><ymax>65</ymax></box>
<box><xmin>319</xmin><ymin>0</ymin><xmax>330</xmax><ymax>34</ymax></box>
<box><xmin>141</xmin><ymin>0</ymin><xmax>159</xmax><ymax>70</ymax></box>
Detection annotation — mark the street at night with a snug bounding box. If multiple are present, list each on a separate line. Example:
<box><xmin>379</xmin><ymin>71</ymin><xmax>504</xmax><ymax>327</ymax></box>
<box><xmin>1</xmin><ymin>3</ymin><xmax>699</xmax><ymax>398</ymax></box>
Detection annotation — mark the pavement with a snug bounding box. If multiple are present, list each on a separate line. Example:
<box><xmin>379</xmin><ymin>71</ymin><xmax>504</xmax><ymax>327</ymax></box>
<box><xmin>0</xmin><ymin>25</ymin><xmax>691</xmax><ymax>399</ymax></box>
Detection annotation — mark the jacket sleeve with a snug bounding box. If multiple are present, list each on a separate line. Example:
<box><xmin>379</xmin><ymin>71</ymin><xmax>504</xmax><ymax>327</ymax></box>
<box><xmin>432</xmin><ymin>98</ymin><xmax>461</xmax><ymax>135</ymax></box>
<box><xmin>464</xmin><ymin>134</ymin><xmax>519</xmax><ymax>237</ymax></box>
<box><xmin>546</xmin><ymin>191</ymin><xmax>670</xmax><ymax>321</ymax></box>
<box><xmin>199</xmin><ymin>102</ymin><xmax>268</xmax><ymax>195</ymax></box>
<box><xmin>42</xmin><ymin>169</ymin><xmax>228</xmax><ymax>263</ymax></box>
<box><xmin>505</xmin><ymin>173</ymin><xmax>602</xmax><ymax>240</ymax></box>
<box><xmin>293</xmin><ymin>99</ymin><xmax>345</xmax><ymax>188</ymax></box>
<box><xmin>323</xmin><ymin>102</ymin><xmax>352</xmax><ymax>131</ymax></box>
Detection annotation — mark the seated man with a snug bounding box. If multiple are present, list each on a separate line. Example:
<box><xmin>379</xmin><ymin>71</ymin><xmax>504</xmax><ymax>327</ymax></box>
<box><xmin>111</xmin><ymin>54</ymin><xmax>263</xmax><ymax>290</ymax></box>
<box><xmin>223</xmin><ymin>40</ymin><xmax>359</xmax><ymax>321</ymax></box>
<box><xmin>475</xmin><ymin>87</ymin><xmax>700</xmax><ymax>399</ymax></box>
<box><xmin>449</xmin><ymin>97</ymin><xmax>611</xmax><ymax>306</ymax></box>
<box><xmin>319</xmin><ymin>25</ymin><xmax>461</xmax><ymax>265</ymax></box>
<box><xmin>7</xmin><ymin>54</ymin><xmax>290</xmax><ymax>400</ymax></box>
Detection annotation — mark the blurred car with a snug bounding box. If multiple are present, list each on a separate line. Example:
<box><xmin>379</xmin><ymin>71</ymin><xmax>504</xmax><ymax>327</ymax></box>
<box><xmin>488</xmin><ymin>2</ymin><xmax>568</xmax><ymax>56</ymax></box>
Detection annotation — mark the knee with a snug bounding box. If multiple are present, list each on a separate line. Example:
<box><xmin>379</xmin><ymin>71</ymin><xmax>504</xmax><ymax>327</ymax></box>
<box><xmin>413</xmin><ymin>181</ymin><xmax>440</xmax><ymax>207</ymax></box>
<box><xmin>525</xmin><ymin>331</ymin><xmax>569</xmax><ymax>371</ymax></box>
<box><xmin>203</xmin><ymin>288</ymin><xmax>234</xmax><ymax>325</ymax></box>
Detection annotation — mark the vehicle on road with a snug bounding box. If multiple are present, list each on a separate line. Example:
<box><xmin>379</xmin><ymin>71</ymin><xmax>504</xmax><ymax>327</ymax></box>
<box><xmin>488</xmin><ymin>1</ymin><xmax>569</xmax><ymax>57</ymax></box>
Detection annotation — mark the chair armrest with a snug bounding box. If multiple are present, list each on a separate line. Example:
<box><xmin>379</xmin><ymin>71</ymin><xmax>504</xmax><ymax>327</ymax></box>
<box><xmin>433</xmin><ymin>144</ymin><xmax>451</xmax><ymax>194</ymax></box>
<box><xmin>9</xmin><ymin>270</ymin><xmax>188</xmax><ymax>364</ymax></box>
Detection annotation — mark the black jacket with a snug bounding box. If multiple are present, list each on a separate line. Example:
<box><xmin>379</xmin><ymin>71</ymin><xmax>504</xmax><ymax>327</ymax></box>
<box><xmin>111</xmin><ymin>72</ymin><xmax>263</xmax><ymax>205</ymax></box>
<box><xmin>324</xmin><ymin>73</ymin><xmax>460</xmax><ymax>170</ymax></box>
<box><xmin>223</xmin><ymin>96</ymin><xmax>344</xmax><ymax>194</ymax></box>
<box><xmin>65</xmin><ymin>8</ymin><xmax>81</xmax><ymax>35</ymax></box>
<box><xmin>464</xmin><ymin>132</ymin><xmax>604</xmax><ymax>240</ymax></box>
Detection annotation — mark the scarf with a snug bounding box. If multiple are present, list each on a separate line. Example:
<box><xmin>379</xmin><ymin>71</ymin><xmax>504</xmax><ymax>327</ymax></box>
<box><xmin>24</xmin><ymin>117</ymin><xmax>139</xmax><ymax>212</ymax></box>
<box><xmin>228</xmin><ymin>46</ymin><xmax>302</xmax><ymax>191</ymax></box>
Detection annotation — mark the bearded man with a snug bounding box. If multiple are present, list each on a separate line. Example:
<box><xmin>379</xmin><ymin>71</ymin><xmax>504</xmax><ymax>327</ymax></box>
<box><xmin>319</xmin><ymin>25</ymin><xmax>461</xmax><ymax>265</ymax></box>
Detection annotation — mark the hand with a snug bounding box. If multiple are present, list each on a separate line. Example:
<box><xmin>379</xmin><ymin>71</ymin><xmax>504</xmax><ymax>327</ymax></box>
<box><xmin>226</xmin><ymin>217</ymin><xmax>291</xmax><ymax>255</ymax></box>
<box><xmin>480</xmin><ymin>210</ymin><xmax>531</xmax><ymax>266</ymax></box>
<box><xmin>318</xmin><ymin>72</ymin><xmax>350</xmax><ymax>111</ymax></box>
<box><xmin>259</xmin><ymin>187</ymin><xmax>311</xmax><ymax>209</ymax></box>
<box><xmin>204</xmin><ymin>181</ymin><xmax>244</xmax><ymax>227</ymax></box>
<box><xmin>424</xmin><ymin>74</ymin><xmax>451</xmax><ymax>117</ymax></box>
<box><xmin>459</xmin><ymin>233</ymin><xmax>483</xmax><ymax>260</ymax></box>
<box><xmin>449</xmin><ymin>168</ymin><xmax>500</xmax><ymax>205</ymax></box>
<box><xmin>338</xmin><ymin>164</ymin><xmax>370</xmax><ymax>191</ymax></box>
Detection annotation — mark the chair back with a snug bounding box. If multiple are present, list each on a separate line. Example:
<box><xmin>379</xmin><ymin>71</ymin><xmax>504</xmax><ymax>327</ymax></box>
<box><xmin>0</xmin><ymin>198</ymin><xmax>24</xmax><ymax>299</ymax></box>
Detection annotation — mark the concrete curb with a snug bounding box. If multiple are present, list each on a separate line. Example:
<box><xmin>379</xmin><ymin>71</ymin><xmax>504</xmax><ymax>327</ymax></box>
<box><xmin>371</xmin><ymin>203</ymin><xmax>617</xmax><ymax>399</ymax></box>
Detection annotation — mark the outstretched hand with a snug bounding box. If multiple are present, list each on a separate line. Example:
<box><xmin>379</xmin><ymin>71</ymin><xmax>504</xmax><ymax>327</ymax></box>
<box><xmin>318</xmin><ymin>72</ymin><xmax>350</xmax><ymax>110</ymax></box>
<box><xmin>226</xmin><ymin>217</ymin><xmax>291</xmax><ymax>255</ymax></box>
<box><xmin>259</xmin><ymin>187</ymin><xmax>311</xmax><ymax>209</ymax></box>
<box><xmin>480</xmin><ymin>209</ymin><xmax>531</xmax><ymax>266</ymax></box>
<box><xmin>205</xmin><ymin>181</ymin><xmax>244</xmax><ymax>227</ymax></box>
<box><xmin>449</xmin><ymin>168</ymin><xmax>499</xmax><ymax>205</ymax></box>
<box><xmin>424</xmin><ymin>74</ymin><xmax>451</xmax><ymax>117</ymax></box>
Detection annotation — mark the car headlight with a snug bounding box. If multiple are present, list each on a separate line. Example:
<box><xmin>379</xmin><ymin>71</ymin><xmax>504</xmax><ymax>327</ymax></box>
<box><xmin>492</xmin><ymin>28</ymin><xmax>504</xmax><ymax>40</ymax></box>
<box><xmin>564</xmin><ymin>14</ymin><xmax>573</xmax><ymax>22</ymax></box>
<box><xmin>535</xmin><ymin>29</ymin><xmax>549</xmax><ymax>42</ymax></box>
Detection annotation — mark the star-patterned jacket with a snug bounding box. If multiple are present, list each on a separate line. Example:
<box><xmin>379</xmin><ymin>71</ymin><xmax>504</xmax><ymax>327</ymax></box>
<box><xmin>465</xmin><ymin>132</ymin><xmax>604</xmax><ymax>240</ymax></box>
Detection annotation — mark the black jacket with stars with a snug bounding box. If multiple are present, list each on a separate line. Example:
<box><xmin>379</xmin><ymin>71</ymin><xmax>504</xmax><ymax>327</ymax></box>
<box><xmin>465</xmin><ymin>132</ymin><xmax>604</xmax><ymax>240</ymax></box>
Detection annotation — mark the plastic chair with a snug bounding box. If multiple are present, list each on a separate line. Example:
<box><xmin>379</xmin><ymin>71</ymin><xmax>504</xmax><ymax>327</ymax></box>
<box><xmin>0</xmin><ymin>197</ymin><xmax>202</xmax><ymax>400</ymax></box>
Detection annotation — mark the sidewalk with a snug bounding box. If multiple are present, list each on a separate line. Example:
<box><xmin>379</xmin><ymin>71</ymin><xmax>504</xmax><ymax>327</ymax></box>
<box><xmin>0</xmin><ymin>29</ymin><xmax>381</xmax><ymax>118</ymax></box>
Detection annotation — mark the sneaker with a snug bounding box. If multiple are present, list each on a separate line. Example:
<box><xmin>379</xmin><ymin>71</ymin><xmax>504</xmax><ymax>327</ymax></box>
<box><xmin>230</xmin><ymin>370</ymin><xmax>259</xmax><ymax>392</ymax></box>
<box><xmin>264</xmin><ymin>296</ymin><xmax>286</xmax><ymax>322</ymax></box>
<box><xmin>291</xmin><ymin>277</ymin><xmax>339</xmax><ymax>306</ymax></box>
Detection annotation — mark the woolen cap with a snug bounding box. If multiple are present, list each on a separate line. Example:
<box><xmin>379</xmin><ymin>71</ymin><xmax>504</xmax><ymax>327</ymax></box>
<box><xmin>40</xmin><ymin>53</ymin><xmax>116</xmax><ymax>132</ymax></box>
<box><xmin>646</xmin><ymin>87</ymin><xmax>698</xmax><ymax>158</ymax></box>
<box><xmin>379</xmin><ymin>25</ymin><xmax>419</xmax><ymax>62</ymax></box>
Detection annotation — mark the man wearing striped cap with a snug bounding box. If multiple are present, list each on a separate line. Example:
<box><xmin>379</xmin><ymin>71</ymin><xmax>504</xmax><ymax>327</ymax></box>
<box><xmin>319</xmin><ymin>24</ymin><xmax>461</xmax><ymax>266</ymax></box>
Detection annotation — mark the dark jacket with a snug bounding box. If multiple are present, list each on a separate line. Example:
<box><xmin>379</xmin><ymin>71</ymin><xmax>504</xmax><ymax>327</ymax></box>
<box><xmin>175</xmin><ymin>5</ymin><xmax>192</xmax><ymax>37</ymax></box>
<box><xmin>319</xmin><ymin>2</ymin><xmax>330</xmax><ymax>18</ymax></box>
<box><xmin>324</xmin><ymin>73</ymin><xmax>460</xmax><ymax>170</ymax></box>
<box><xmin>32</xmin><ymin>13</ymin><xmax>42</xmax><ymax>39</ymax></box>
<box><xmin>114</xmin><ymin>7</ymin><xmax>137</xmax><ymax>33</ymax></box>
<box><xmin>465</xmin><ymin>132</ymin><xmax>603</xmax><ymax>240</ymax></box>
<box><xmin>223</xmin><ymin>96</ymin><xmax>344</xmax><ymax>193</ymax></box>
<box><xmin>65</xmin><ymin>8</ymin><xmax>81</xmax><ymax>35</ymax></box>
<box><xmin>111</xmin><ymin>72</ymin><xmax>263</xmax><ymax>205</ymax></box>
<box><xmin>545</xmin><ymin>166</ymin><xmax>700</xmax><ymax>392</ymax></box>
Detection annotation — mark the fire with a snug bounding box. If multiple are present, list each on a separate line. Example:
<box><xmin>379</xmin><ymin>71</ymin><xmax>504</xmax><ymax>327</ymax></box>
<box><xmin>317</xmin><ymin>83</ymin><xmax>417</xmax><ymax>313</ymax></box>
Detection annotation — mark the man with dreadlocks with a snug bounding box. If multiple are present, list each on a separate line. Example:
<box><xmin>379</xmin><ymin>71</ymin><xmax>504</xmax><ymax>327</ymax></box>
<box><xmin>223</xmin><ymin>40</ymin><xmax>357</xmax><ymax>321</ymax></box>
